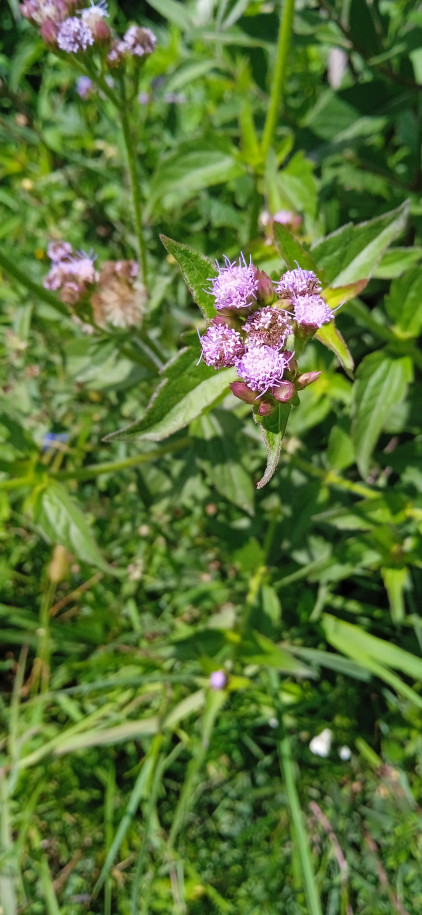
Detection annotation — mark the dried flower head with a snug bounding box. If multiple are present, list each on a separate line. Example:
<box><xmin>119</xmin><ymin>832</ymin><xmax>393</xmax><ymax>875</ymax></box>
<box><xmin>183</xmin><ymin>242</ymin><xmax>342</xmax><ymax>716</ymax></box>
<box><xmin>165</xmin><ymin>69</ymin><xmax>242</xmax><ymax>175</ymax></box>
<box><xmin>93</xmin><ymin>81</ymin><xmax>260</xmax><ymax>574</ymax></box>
<box><xmin>200</xmin><ymin>322</ymin><xmax>245</xmax><ymax>369</ymax></box>
<box><xmin>208</xmin><ymin>254</ymin><xmax>258</xmax><ymax>313</ymax></box>
<box><xmin>244</xmin><ymin>306</ymin><xmax>292</xmax><ymax>349</ymax></box>
<box><xmin>91</xmin><ymin>260</ymin><xmax>145</xmax><ymax>328</ymax></box>
<box><xmin>123</xmin><ymin>25</ymin><xmax>156</xmax><ymax>56</ymax></box>
<box><xmin>293</xmin><ymin>294</ymin><xmax>332</xmax><ymax>328</ymax></box>
<box><xmin>57</xmin><ymin>15</ymin><xmax>94</xmax><ymax>51</ymax></box>
<box><xmin>236</xmin><ymin>345</ymin><xmax>289</xmax><ymax>394</ymax></box>
<box><xmin>276</xmin><ymin>266</ymin><xmax>321</xmax><ymax>300</ymax></box>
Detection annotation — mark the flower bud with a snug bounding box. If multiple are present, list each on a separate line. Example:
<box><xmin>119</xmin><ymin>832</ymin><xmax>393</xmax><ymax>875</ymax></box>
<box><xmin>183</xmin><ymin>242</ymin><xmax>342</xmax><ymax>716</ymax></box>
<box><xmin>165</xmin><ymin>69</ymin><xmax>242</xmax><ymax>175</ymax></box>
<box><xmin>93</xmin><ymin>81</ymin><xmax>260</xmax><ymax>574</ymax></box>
<box><xmin>229</xmin><ymin>381</ymin><xmax>257</xmax><ymax>404</ymax></box>
<box><xmin>296</xmin><ymin>371</ymin><xmax>322</xmax><ymax>390</ymax></box>
<box><xmin>253</xmin><ymin>267</ymin><xmax>276</xmax><ymax>306</ymax></box>
<box><xmin>271</xmin><ymin>381</ymin><xmax>295</xmax><ymax>403</ymax></box>
<box><xmin>40</xmin><ymin>18</ymin><xmax>59</xmax><ymax>46</ymax></box>
<box><xmin>257</xmin><ymin>401</ymin><xmax>275</xmax><ymax>416</ymax></box>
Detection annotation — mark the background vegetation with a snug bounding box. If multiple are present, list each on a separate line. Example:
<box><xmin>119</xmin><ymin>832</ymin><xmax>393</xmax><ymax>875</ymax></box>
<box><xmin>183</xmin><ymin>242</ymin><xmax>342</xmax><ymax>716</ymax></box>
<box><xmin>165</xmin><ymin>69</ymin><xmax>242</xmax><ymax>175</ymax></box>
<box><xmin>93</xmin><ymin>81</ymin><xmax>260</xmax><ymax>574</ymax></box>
<box><xmin>1</xmin><ymin>0</ymin><xmax>422</xmax><ymax>912</ymax></box>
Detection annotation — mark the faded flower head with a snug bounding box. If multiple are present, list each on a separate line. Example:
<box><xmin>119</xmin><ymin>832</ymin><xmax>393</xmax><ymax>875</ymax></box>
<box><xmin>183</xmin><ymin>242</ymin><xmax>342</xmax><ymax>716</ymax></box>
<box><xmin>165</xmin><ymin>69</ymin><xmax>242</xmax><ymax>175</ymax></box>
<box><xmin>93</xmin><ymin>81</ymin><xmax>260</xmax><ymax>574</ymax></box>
<box><xmin>91</xmin><ymin>260</ymin><xmax>145</xmax><ymax>328</ymax></box>
<box><xmin>200</xmin><ymin>321</ymin><xmax>245</xmax><ymax>369</ymax></box>
<box><xmin>276</xmin><ymin>266</ymin><xmax>321</xmax><ymax>300</ymax></box>
<box><xmin>209</xmin><ymin>255</ymin><xmax>258</xmax><ymax>313</ymax></box>
<box><xmin>108</xmin><ymin>24</ymin><xmax>156</xmax><ymax>65</ymax></box>
<box><xmin>20</xmin><ymin>0</ymin><xmax>74</xmax><ymax>25</ymax></box>
<box><xmin>244</xmin><ymin>306</ymin><xmax>292</xmax><ymax>349</ymax></box>
<box><xmin>47</xmin><ymin>240</ymin><xmax>73</xmax><ymax>262</ymax></box>
<box><xmin>57</xmin><ymin>15</ymin><xmax>94</xmax><ymax>51</ymax></box>
<box><xmin>236</xmin><ymin>345</ymin><xmax>289</xmax><ymax>394</ymax></box>
<box><xmin>293</xmin><ymin>294</ymin><xmax>332</xmax><ymax>329</ymax></box>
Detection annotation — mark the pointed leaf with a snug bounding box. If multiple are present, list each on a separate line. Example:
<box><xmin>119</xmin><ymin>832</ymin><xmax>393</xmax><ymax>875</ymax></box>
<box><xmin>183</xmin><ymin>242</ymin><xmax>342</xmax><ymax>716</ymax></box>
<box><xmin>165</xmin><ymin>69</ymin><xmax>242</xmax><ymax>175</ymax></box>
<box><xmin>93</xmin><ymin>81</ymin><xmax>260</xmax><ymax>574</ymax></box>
<box><xmin>273</xmin><ymin>222</ymin><xmax>319</xmax><ymax>273</ymax></box>
<box><xmin>161</xmin><ymin>235</ymin><xmax>217</xmax><ymax>319</ymax></box>
<box><xmin>104</xmin><ymin>346</ymin><xmax>236</xmax><ymax>443</ymax></box>
<box><xmin>148</xmin><ymin>139</ymin><xmax>243</xmax><ymax>212</ymax></box>
<box><xmin>316</xmin><ymin>322</ymin><xmax>354</xmax><ymax>378</ymax></box>
<box><xmin>256</xmin><ymin>402</ymin><xmax>291</xmax><ymax>489</ymax></box>
<box><xmin>191</xmin><ymin>411</ymin><xmax>255</xmax><ymax>514</ymax></box>
<box><xmin>34</xmin><ymin>480</ymin><xmax>114</xmax><ymax>574</ymax></box>
<box><xmin>352</xmin><ymin>351</ymin><xmax>412</xmax><ymax>476</ymax></box>
<box><xmin>323</xmin><ymin>278</ymin><xmax>368</xmax><ymax>308</ymax></box>
<box><xmin>385</xmin><ymin>266</ymin><xmax>422</xmax><ymax>338</ymax></box>
<box><xmin>311</xmin><ymin>201</ymin><xmax>409</xmax><ymax>286</ymax></box>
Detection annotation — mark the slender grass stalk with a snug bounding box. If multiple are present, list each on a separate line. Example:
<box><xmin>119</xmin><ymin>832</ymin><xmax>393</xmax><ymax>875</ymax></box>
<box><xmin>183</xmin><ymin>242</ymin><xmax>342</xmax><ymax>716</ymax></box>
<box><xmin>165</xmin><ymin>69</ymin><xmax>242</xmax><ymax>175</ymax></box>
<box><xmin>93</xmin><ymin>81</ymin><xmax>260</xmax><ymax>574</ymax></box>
<box><xmin>119</xmin><ymin>86</ymin><xmax>148</xmax><ymax>287</ymax></box>
<box><xmin>261</xmin><ymin>0</ymin><xmax>295</xmax><ymax>158</ymax></box>
<box><xmin>279</xmin><ymin>732</ymin><xmax>323</xmax><ymax>914</ymax></box>
<box><xmin>0</xmin><ymin>773</ymin><xmax>18</xmax><ymax>915</ymax></box>
<box><xmin>39</xmin><ymin>853</ymin><xmax>61</xmax><ymax>915</ymax></box>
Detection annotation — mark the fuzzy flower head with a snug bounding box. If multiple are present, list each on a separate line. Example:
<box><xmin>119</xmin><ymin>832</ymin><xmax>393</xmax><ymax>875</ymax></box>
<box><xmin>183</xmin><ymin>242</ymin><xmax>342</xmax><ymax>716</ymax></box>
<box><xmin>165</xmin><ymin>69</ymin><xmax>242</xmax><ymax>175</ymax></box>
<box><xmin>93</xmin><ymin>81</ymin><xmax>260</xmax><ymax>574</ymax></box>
<box><xmin>200</xmin><ymin>322</ymin><xmax>245</xmax><ymax>369</ymax></box>
<box><xmin>208</xmin><ymin>255</ymin><xmax>258</xmax><ymax>314</ymax></box>
<box><xmin>243</xmin><ymin>306</ymin><xmax>292</xmax><ymax>349</ymax></box>
<box><xmin>57</xmin><ymin>15</ymin><xmax>94</xmax><ymax>52</ymax></box>
<box><xmin>80</xmin><ymin>1</ymin><xmax>110</xmax><ymax>41</ymax></box>
<box><xmin>293</xmin><ymin>294</ymin><xmax>333</xmax><ymax>329</ymax></box>
<box><xmin>236</xmin><ymin>345</ymin><xmax>289</xmax><ymax>395</ymax></box>
<box><xmin>91</xmin><ymin>260</ymin><xmax>145</xmax><ymax>328</ymax></box>
<box><xmin>276</xmin><ymin>266</ymin><xmax>321</xmax><ymax>300</ymax></box>
<box><xmin>20</xmin><ymin>0</ymin><xmax>74</xmax><ymax>24</ymax></box>
<box><xmin>76</xmin><ymin>75</ymin><xmax>94</xmax><ymax>98</ymax></box>
<box><xmin>43</xmin><ymin>243</ymin><xmax>98</xmax><ymax>305</ymax></box>
<box><xmin>210</xmin><ymin>670</ymin><xmax>226</xmax><ymax>690</ymax></box>
<box><xmin>123</xmin><ymin>25</ymin><xmax>156</xmax><ymax>56</ymax></box>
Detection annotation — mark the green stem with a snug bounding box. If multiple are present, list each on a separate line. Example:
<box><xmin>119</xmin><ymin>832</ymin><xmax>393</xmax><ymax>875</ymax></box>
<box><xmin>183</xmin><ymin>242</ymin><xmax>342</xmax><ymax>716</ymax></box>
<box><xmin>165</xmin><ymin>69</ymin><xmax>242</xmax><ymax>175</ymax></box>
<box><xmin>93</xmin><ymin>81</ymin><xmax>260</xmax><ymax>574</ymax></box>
<box><xmin>56</xmin><ymin>437</ymin><xmax>190</xmax><ymax>481</ymax></box>
<box><xmin>0</xmin><ymin>250</ymin><xmax>67</xmax><ymax>315</ymax></box>
<box><xmin>261</xmin><ymin>0</ymin><xmax>295</xmax><ymax>158</ymax></box>
<box><xmin>120</xmin><ymin>89</ymin><xmax>148</xmax><ymax>287</ymax></box>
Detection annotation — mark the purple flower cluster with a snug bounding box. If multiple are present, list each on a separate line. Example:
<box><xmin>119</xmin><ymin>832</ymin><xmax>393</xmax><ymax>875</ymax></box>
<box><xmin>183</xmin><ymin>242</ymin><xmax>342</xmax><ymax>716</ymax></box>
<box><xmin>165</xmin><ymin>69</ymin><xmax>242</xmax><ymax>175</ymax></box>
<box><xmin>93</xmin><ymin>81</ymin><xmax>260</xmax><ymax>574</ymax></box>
<box><xmin>44</xmin><ymin>241</ymin><xmax>98</xmax><ymax>305</ymax></box>
<box><xmin>199</xmin><ymin>257</ymin><xmax>333</xmax><ymax>410</ymax></box>
<box><xmin>21</xmin><ymin>0</ymin><xmax>157</xmax><ymax>64</ymax></box>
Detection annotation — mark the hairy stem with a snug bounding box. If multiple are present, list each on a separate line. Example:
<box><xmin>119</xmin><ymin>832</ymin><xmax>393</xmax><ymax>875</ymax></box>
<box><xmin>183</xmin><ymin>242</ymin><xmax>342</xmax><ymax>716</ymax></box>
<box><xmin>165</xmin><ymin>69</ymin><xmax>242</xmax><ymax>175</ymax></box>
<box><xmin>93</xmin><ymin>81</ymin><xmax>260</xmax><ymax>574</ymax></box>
<box><xmin>261</xmin><ymin>0</ymin><xmax>295</xmax><ymax>158</ymax></box>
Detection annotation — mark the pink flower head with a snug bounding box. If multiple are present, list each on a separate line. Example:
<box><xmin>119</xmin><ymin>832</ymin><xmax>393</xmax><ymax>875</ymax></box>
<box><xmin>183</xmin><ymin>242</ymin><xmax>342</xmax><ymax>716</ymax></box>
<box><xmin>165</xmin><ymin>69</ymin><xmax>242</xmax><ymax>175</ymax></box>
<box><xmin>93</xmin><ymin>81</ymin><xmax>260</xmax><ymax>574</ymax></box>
<box><xmin>67</xmin><ymin>250</ymin><xmax>98</xmax><ymax>283</ymax></box>
<box><xmin>200</xmin><ymin>323</ymin><xmax>245</xmax><ymax>369</ymax></box>
<box><xmin>57</xmin><ymin>16</ymin><xmax>94</xmax><ymax>51</ymax></box>
<box><xmin>47</xmin><ymin>240</ymin><xmax>73</xmax><ymax>262</ymax></box>
<box><xmin>293</xmin><ymin>294</ymin><xmax>332</xmax><ymax>328</ymax></box>
<box><xmin>276</xmin><ymin>266</ymin><xmax>321</xmax><ymax>299</ymax></box>
<box><xmin>208</xmin><ymin>254</ymin><xmax>258</xmax><ymax>313</ymax></box>
<box><xmin>244</xmin><ymin>306</ymin><xmax>292</xmax><ymax>349</ymax></box>
<box><xmin>236</xmin><ymin>345</ymin><xmax>289</xmax><ymax>394</ymax></box>
<box><xmin>76</xmin><ymin>75</ymin><xmax>94</xmax><ymax>97</ymax></box>
<box><xmin>21</xmin><ymin>0</ymin><xmax>72</xmax><ymax>24</ymax></box>
<box><xmin>122</xmin><ymin>25</ymin><xmax>157</xmax><ymax>56</ymax></box>
<box><xmin>210</xmin><ymin>670</ymin><xmax>226</xmax><ymax>690</ymax></box>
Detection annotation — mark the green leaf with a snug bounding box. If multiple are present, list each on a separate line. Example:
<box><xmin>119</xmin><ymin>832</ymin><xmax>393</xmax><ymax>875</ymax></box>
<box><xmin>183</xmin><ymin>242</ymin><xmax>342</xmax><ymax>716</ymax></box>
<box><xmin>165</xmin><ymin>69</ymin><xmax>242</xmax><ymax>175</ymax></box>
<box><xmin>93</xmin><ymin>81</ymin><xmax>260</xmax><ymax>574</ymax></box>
<box><xmin>160</xmin><ymin>235</ymin><xmax>217</xmax><ymax>319</ymax></box>
<box><xmin>145</xmin><ymin>0</ymin><xmax>193</xmax><ymax>28</ymax></box>
<box><xmin>381</xmin><ymin>566</ymin><xmax>409</xmax><ymax>624</ymax></box>
<box><xmin>311</xmin><ymin>201</ymin><xmax>409</xmax><ymax>286</ymax></box>
<box><xmin>374</xmin><ymin>247</ymin><xmax>422</xmax><ymax>279</ymax></box>
<box><xmin>240</xmin><ymin>631</ymin><xmax>315</xmax><ymax>677</ymax></box>
<box><xmin>256</xmin><ymin>402</ymin><xmax>291</xmax><ymax>489</ymax></box>
<box><xmin>33</xmin><ymin>480</ymin><xmax>113</xmax><ymax>574</ymax></box>
<box><xmin>104</xmin><ymin>346</ymin><xmax>236</xmax><ymax>443</ymax></box>
<box><xmin>385</xmin><ymin>266</ymin><xmax>422</xmax><ymax>338</ymax></box>
<box><xmin>316</xmin><ymin>322</ymin><xmax>354</xmax><ymax>378</ymax></box>
<box><xmin>322</xmin><ymin>615</ymin><xmax>422</xmax><ymax>683</ymax></box>
<box><xmin>352</xmin><ymin>351</ymin><xmax>412</xmax><ymax>477</ymax></box>
<box><xmin>323</xmin><ymin>278</ymin><xmax>368</xmax><ymax>308</ymax></box>
<box><xmin>272</xmin><ymin>223</ymin><xmax>319</xmax><ymax>273</ymax></box>
<box><xmin>147</xmin><ymin>139</ymin><xmax>244</xmax><ymax>213</ymax></box>
<box><xmin>191</xmin><ymin>411</ymin><xmax>255</xmax><ymax>515</ymax></box>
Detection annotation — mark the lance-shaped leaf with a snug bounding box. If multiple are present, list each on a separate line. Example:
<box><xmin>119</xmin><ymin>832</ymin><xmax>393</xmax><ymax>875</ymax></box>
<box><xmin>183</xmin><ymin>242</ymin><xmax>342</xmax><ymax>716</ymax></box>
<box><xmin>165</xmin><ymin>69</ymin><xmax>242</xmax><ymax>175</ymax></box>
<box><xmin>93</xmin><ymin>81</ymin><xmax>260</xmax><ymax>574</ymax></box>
<box><xmin>352</xmin><ymin>350</ymin><xmax>412</xmax><ymax>477</ymax></box>
<box><xmin>385</xmin><ymin>266</ymin><xmax>422</xmax><ymax>339</ymax></box>
<box><xmin>316</xmin><ymin>322</ymin><xmax>354</xmax><ymax>378</ymax></box>
<box><xmin>256</xmin><ymin>402</ymin><xmax>292</xmax><ymax>489</ymax></box>
<box><xmin>311</xmin><ymin>201</ymin><xmax>408</xmax><ymax>286</ymax></box>
<box><xmin>33</xmin><ymin>480</ymin><xmax>115</xmax><ymax>574</ymax></box>
<box><xmin>104</xmin><ymin>346</ymin><xmax>236</xmax><ymax>443</ymax></box>
<box><xmin>323</xmin><ymin>278</ymin><xmax>368</xmax><ymax>309</ymax></box>
<box><xmin>273</xmin><ymin>222</ymin><xmax>320</xmax><ymax>274</ymax></box>
<box><xmin>161</xmin><ymin>235</ymin><xmax>217</xmax><ymax>319</ymax></box>
<box><xmin>191</xmin><ymin>411</ymin><xmax>255</xmax><ymax>515</ymax></box>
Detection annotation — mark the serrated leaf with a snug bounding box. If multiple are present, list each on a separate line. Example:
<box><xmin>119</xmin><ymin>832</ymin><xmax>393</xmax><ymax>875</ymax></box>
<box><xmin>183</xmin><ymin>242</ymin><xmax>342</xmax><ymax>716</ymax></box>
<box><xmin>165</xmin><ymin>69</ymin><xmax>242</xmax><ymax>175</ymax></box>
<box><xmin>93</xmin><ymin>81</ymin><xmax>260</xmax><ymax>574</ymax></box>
<box><xmin>104</xmin><ymin>346</ymin><xmax>236</xmax><ymax>443</ymax></box>
<box><xmin>311</xmin><ymin>201</ymin><xmax>409</xmax><ymax>286</ymax></box>
<box><xmin>273</xmin><ymin>222</ymin><xmax>319</xmax><ymax>273</ymax></box>
<box><xmin>34</xmin><ymin>480</ymin><xmax>113</xmax><ymax>574</ymax></box>
<box><xmin>316</xmin><ymin>322</ymin><xmax>354</xmax><ymax>378</ymax></box>
<box><xmin>191</xmin><ymin>411</ymin><xmax>255</xmax><ymax>515</ymax></box>
<box><xmin>256</xmin><ymin>402</ymin><xmax>291</xmax><ymax>489</ymax></box>
<box><xmin>161</xmin><ymin>235</ymin><xmax>217</xmax><ymax>319</ymax></box>
<box><xmin>352</xmin><ymin>351</ymin><xmax>413</xmax><ymax>477</ymax></box>
<box><xmin>385</xmin><ymin>266</ymin><xmax>422</xmax><ymax>338</ymax></box>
